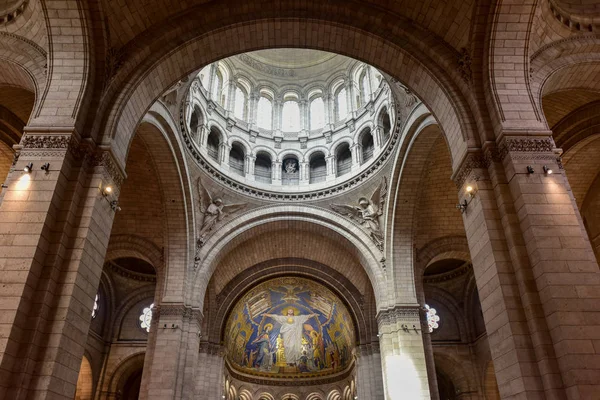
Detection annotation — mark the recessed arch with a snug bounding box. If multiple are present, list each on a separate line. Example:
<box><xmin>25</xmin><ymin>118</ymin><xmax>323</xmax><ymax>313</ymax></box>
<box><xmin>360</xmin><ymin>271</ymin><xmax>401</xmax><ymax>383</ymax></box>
<box><xmin>97</xmin><ymin>14</ymin><xmax>476</xmax><ymax>173</ymax></box>
<box><xmin>192</xmin><ymin>206</ymin><xmax>389</xmax><ymax>309</ymax></box>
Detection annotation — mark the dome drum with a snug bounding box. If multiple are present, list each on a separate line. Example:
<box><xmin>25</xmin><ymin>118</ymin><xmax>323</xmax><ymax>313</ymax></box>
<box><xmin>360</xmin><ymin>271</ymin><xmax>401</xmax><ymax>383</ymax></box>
<box><xmin>183</xmin><ymin>52</ymin><xmax>397</xmax><ymax>194</ymax></box>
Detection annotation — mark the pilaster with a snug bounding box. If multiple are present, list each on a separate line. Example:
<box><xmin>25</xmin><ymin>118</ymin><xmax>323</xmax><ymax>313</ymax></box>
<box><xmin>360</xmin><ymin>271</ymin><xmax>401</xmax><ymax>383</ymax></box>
<box><xmin>377</xmin><ymin>306</ymin><xmax>431</xmax><ymax>400</ymax></box>
<box><xmin>0</xmin><ymin>131</ymin><xmax>124</xmax><ymax>400</ymax></box>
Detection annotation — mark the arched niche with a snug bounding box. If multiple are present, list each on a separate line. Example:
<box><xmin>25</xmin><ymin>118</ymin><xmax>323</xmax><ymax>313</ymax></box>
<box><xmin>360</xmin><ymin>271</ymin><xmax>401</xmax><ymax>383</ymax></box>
<box><xmin>255</xmin><ymin>152</ymin><xmax>273</xmax><ymax>184</ymax></box>
<box><xmin>335</xmin><ymin>143</ymin><xmax>352</xmax><ymax>177</ymax></box>
<box><xmin>309</xmin><ymin>152</ymin><xmax>327</xmax><ymax>183</ymax></box>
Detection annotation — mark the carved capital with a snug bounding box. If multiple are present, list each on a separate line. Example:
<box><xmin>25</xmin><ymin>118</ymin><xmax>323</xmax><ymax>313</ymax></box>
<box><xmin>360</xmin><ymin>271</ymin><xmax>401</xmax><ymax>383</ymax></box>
<box><xmin>452</xmin><ymin>151</ymin><xmax>488</xmax><ymax>189</ymax></box>
<box><xmin>376</xmin><ymin>305</ymin><xmax>421</xmax><ymax>327</ymax></box>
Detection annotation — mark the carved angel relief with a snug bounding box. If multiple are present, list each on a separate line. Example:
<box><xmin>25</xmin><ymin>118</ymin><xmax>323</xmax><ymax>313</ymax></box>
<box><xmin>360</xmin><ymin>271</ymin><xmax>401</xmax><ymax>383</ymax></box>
<box><xmin>195</xmin><ymin>178</ymin><xmax>246</xmax><ymax>266</ymax></box>
<box><xmin>330</xmin><ymin>177</ymin><xmax>387</xmax><ymax>251</ymax></box>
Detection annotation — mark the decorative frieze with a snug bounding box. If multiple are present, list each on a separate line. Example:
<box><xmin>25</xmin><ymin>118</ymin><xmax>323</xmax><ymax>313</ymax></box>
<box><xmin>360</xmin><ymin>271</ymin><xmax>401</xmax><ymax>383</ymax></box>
<box><xmin>376</xmin><ymin>305</ymin><xmax>421</xmax><ymax>326</ymax></box>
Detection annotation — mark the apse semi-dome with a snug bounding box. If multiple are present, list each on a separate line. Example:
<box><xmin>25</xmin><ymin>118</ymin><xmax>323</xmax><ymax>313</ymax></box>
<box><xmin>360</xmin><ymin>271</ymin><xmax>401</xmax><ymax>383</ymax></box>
<box><xmin>181</xmin><ymin>49</ymin><xmax>398</xmax><ymax>198</ymax></box>
<box><xmin>224</xmin><ymin>277</ymin><xmax>355</xmax><ymax>381</ymax></box>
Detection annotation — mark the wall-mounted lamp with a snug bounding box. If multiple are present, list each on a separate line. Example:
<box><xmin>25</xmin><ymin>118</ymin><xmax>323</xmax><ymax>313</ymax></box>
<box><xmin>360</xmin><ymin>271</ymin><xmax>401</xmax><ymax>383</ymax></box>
<box><xmin>456</xmin><ymin>199</ymin><xmax>468</xmax><ymax>214</ymax></box>
<box><xmin>102</xmin><ymin>185</ymin><xmax>113</xmax><ymax>197</ymax></box>
<box><xmin>465</xmin><ymin>185</ymin><xmax>477</xmax><ymax>198</ymax></box>
<box><xmin>40</xmin><ymin>163</ymin><xmax>50</xmax><ymax>173</ymax></box>
<box><xmin>110</xmin><ymin>200</ymin><xmax>121</xmax><ymax>212</ymax></box>
<box><xmin>23</xmin><ymin>163</ymin><xmax>33</xmax><ymax>173</ymax></box>
<box><xmin>526</xmin><ymin>165</ymin><xmax>535</xmax><ymax>174</ymax></box>
<box><xmin>543</xmin><ymin>165</ymin><xmax>553</xmax><ymax>175</ymax></box>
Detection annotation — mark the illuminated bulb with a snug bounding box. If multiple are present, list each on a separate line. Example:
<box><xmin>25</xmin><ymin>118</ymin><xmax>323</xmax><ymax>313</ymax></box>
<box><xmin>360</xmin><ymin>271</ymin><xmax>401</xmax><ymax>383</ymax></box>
<box><xmin>543</xmin><ymin>165</ymin><xmax>553</xmax><ymax>175</ymax></box>
<box><xmin>104</xmin><ymin>186</ymin><xmax>113</xmax><ymax>194</ymax></box>
<box><xmin>23</xmin><ymin>163</ymin><xmax>33</xmax><ymax>173</ymax></box>
<box><xmin>466</xmin><ymin>185</ymin><xmax>473</xmax><ymax>193</ymax></box>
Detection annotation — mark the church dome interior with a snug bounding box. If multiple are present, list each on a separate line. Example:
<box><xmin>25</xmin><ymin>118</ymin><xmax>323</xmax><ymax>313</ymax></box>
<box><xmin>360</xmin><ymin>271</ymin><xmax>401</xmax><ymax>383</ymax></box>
<box><xmin>2</xmin><ymin>2</ymin><xmax>600</xmax><ymax>400</ymax></box>
<box><xmin>183</xmin><ymin>50</ymin><xmax>397</xmax><ymax>195</ymax></box>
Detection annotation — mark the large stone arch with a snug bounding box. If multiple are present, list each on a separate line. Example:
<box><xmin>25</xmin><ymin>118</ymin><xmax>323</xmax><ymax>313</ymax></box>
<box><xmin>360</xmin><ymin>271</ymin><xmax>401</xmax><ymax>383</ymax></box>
<box><xmin>193</xmin><ymin>206</ymin><xmax>389</xmax><ymax>309</ymax></box>
<box><xmin>206</xmin><ymin>258</ymin><xmax>376</xmax><ymax>346</ymax></box>
<box><xmin>386</xmin><ymin>104</ymin><xmax>445</xmax><ymax>304</ymax></box>
<box><xmin>136</xmin><ymin>104</ymin><xmax>196</xmax><ymax>303</ymax></box>
<box><xmin>94</xmin><ymin>5</ymin><xmax>480</xmax><ymax>172</ymax></box>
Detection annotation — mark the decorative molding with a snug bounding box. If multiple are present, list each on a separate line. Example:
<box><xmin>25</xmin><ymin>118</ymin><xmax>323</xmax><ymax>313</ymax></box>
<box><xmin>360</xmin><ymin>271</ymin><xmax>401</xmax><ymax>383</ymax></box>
<box><xmin>238</xmin><ymin>54</ymin><xmax>296</xmax><ymax>77</ymax></box>
<box><xmin>501</xmin><ymin>136</ymin><xmax>555</xmax><ymax>153</ymax></box>
<box><xmin>376</xmin><ymin>306</ymin><xmax>421</xmax><ymax>326</ymax></box>
<box><xmin>0</xmin><ymin>1</ymin><xmax>28</xmax><ymax>26</ymax></box>
<box><xmin>0</xmin><ymin>31</ymin><xmax>46</xmax><ymax>58</ymax></box>
<box><xmin>457</xmin><ymin>48</ymin><xmax>472</xmax><ymax>84</ymax></box>
<box><xmin>21</xmin><ymin>134</ymin><xmax>71</xmax><ymax>149</ymax></box>
<box><xmin>156</xmin><ymin>303</ymin><xmax>203</xmax><ymax>325</ymax></box>
<box><xmin>180</xmin><ymin>102</ymin><xmax>403</xmax><ymax>202</ymax></box>
<box><xmin>224</xmin><ymin>358</ymin><xmax>354</xmax><ymax>386</ymax></box>
<box><xmin>452</xmin><ymin>152</ymin><xmax>487</xmax><ymax>189</ymax></box>
<box><xmin>453</xmin><ymin>137</ymin><xmax>556</xmax><ymax>188</ymax></box>
<box><xmin>104</xmin><ymin>47</ymin><xmax>125</xmax><ymax>88</ymax></box>
<box><xmin>107</xmin><ymin>260</ymin><xmax>157</xmax><ymax>283</ymax></box>
<box><xmin>548</xmin><ymin>0</ymin><xmax>599</xmax><ymax>33</ymax></box>
<box><xmin>423</xmin><ymin>263</ymin><xmax>472</xmax><ymax>284</ymax></box>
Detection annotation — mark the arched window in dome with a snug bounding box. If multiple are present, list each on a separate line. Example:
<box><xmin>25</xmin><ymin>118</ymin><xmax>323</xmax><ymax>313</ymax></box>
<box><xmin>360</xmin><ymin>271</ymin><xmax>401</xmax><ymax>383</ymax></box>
<box><xmin>206</xmin><ymin>128</ymin><xmax>221</xmax><ymax>162</ymax></box>
<box><xmin>282</xmin><ymin>100</ymin><xmax>301</xmax><ymax>132</ymax></box>
<box><xmin>254</xmin><ymin>152</ymin><xmax>272</xmax><ymax>184</ymax></box>
<box><xmin>229</xmin><ymin>143</ymin><xmax>245</xmax><ymax>177</ymax></box>
<box><xmin>309</xmin><ymin>97</ymin><xmax>325</xmax><ymax>130</ymax></box>
<box><xmin>360</xmin><ymin>128</ymin><xmax>375</xmax><ymax>163</ymax></box>
<box><xmin>309</xmin><ymin>152</ymin><xmax>327</xmax><ymax>184</ymax></box>
<box><xmin>335</xmin><ymin>87</ymin><xmax>348</xmax><ymax>121</ymax></box>
<box><xmin>378</xmin><ymin>107</ymin><xmax>392</xmax><ymax>143</ymax></box>
<box><xmin>139</xmin><ymin>303</ymin><xmax>154</xmax><ymax>333</ymax></box>
<box><xmin>336</xmin><ymin>143</ymin><xmax>352</xmax><ymax>177</ymax></box>
<box><xmin>256</xmin><ymin>97</ymin><xmax>272</xmax><ymax>130</ymax></box>
<box><xmin>234</xmin><ymin>86</ymin><xmax>247</xmax><ymax>121</ymax></box>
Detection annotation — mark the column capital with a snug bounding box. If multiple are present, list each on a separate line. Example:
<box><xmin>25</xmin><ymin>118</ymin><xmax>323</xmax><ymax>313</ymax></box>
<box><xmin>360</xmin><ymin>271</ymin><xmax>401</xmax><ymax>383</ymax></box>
<box><xmin>376</xmin><ymin>305</ymin><xmax>422</xmax><ymax>327</ymax></box>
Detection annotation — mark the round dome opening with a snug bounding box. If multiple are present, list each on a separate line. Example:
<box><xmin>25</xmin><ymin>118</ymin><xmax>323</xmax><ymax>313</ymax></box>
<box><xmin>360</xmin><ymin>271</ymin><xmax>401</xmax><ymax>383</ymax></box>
<box><xmin>181</xmin><ymin>49</ymin><xmax>399</xmax><ymax>198</ymax></box>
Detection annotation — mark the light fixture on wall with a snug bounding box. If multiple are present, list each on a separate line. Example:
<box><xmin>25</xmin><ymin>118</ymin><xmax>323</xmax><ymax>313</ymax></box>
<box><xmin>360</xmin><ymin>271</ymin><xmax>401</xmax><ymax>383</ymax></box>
<box><xmin>456</xmin><ymin>199</ymin><xmax>468</xmax><ymax>214</ymax></box>
<box><xmin>527</xmin><ymin>165</ymin><xmax>535</xmax><ymax>174</ymax></box>
<box><xmin>23</xmin><ymin>163</ymin><xmax>33</xmax><ymax>173</ymax></box>
<box><xmin>465</xmin><ymin>185</ymin><xmax>477</xmax><ymax>198</ymax></box>
<box><xmin>40</xmin><ymin>163</ymin><xmax>50</xmax><ymax>173</ymax></box>
<box><xmin>543</xmin><ymin>165</ymin><xmax>553</xmax><ymax>175</ymax></box>
<box><xmin>99</xmin><ymin>183</ymin><xmax>121</xmax><ymax>212</ymax></box>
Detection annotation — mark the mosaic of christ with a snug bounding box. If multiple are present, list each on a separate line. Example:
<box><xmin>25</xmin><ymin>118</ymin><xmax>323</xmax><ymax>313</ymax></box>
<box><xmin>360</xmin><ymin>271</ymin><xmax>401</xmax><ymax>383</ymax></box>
<box><xmin>225</xmin><ymin>277</ymin><xmax>355</xmax><ymax>377</ymax></box>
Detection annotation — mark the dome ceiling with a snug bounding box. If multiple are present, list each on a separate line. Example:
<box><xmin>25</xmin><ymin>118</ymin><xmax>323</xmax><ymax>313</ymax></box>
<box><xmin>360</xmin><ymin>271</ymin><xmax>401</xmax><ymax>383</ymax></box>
<box><xmin>182</xmin><ymin>49</ymin><xmax>401</xmax><ymax>199</ymax></box>
<box><xmin>246</xmin><ymin>49</ymin><xmax>338</xmax><ymax>69</ymax></box>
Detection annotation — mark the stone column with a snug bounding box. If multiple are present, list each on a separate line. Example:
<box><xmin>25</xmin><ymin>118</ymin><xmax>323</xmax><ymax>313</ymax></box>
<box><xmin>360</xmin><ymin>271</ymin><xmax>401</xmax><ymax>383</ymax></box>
<box><xmin>220</xmin><ymin>143</ymin><xmax>231</xmax><ymax>170</ymax></box>
<box><xmin>207</xmin><ymin>64</ymin><xmax>217</xmax><ymax>100</ymax></box>
<box><xmin>373</xmin><ymin>125</ymin><xmax>384</xmax><ymax>151</ymax></box>
<box><xmin>226</xmin><ymin>78</ymin><xmax>237</xmax><ymax>113</ymax></box>
<box><xmin>245</xmin><ymin>154</ymin><xmax>255</xmax><ymax>180</ymax></box>
<box><xmin>453</xmin><ymin>142</ymin><xmax>569</xmax><ymax>399</ymax></box>
<box><xmin>195</xmin><ymin>343</ymin><xmax>224</xmax><ymax>398</ymax></box>
<box><xmin>272</xmin><ymin>161</ymin><xmax>282</xmax><ymax>185</ymax></box>
<box><xmin>248</xmin><ymin>93</ymin><xmax>259</xmax><ymax>129</ymax></box>
<box><xmin>323</xmin><ymin>93</ymin><xmax>333</xmax><ymax>129</ymax></box>
<box><xmin>351</xmin><ymin>143</ymin><xmax>362</xmax><ymax>170</ymax></box>
<box><xmin>325</xmin><ymin>155</ymin><xmax>336</xmax><ymax>181</ymax></box>
<box><xmin>299</xmin><ymin>161</ymin><xmax>309</xmax><ymax>186</ymax></box>
<box><xmin>377</xmin><ymin>306</ymin><xmax>431</xmax><ymax>400</ymax></box>
<box><xmin>273</xmin><ymin>99</ymin><xmax>281</xmax><ymax>131</ymax></box>
<box><xmin>355</xmin><ymin>344</ymin><xmax>385</xmax><ymax>399</ymax></box>
<box><xmin>299</xmin><ymin>99</ymin><xmax>308</xmax><ymax>132</ymax></box>
<box><xmin>0</xmin><ymin>132</ymin><xmax>123</xmax><ymax>400</ymax></box>
<box><xmin>496</xmin><ymin>135</ymin><xmax>600</xmax><ymax>398</ymax></box>
<box><xmin>142</xmin><ymin>304</ymin><xmax>202</xmax><ymax>400</ymax></box>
